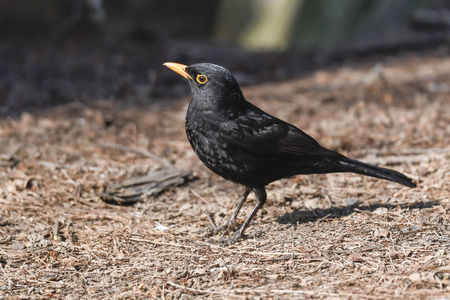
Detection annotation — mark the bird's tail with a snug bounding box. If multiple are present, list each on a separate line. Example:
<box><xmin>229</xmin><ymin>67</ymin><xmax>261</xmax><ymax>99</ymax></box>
<box><xmin>336</xmin><ymin>157</ymin><xmax>416</xmax><ymax>188</ymax></box>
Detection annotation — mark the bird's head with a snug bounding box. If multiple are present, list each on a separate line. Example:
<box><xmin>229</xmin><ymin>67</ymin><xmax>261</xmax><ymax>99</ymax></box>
<box><xmin>164</xmin><ymin>62</ymin><xmax>244</xmax><ymax>108</ymax></box>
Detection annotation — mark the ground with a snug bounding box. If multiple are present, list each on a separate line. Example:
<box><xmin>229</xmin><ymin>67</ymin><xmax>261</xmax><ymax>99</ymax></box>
<box><xmin>0</xmin><ymin>52</ymin><xmax>449</xmax><ymax>299</ymax></box>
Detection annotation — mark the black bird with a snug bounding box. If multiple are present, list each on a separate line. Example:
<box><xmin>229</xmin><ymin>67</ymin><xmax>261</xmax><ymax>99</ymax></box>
<box><xmin>164</xmin><ymin>62</ymin><xmax>416</xmax><ymax>245</ymax></box>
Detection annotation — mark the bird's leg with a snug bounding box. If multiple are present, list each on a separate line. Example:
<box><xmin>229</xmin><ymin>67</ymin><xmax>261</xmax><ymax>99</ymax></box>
<box><xmin>220</xmin><ymin>187</ymin><xmax>267</xmax><ymax>246</ymax></box>
<box><xmin>226</xmin><ymin>187</ymin><xmax>251</xmax><ymax>229</ymax></box>
<box><xmin>204</xmin><ymin>188</ymin><xmax>251</xmax><ymax>237</ymax></box>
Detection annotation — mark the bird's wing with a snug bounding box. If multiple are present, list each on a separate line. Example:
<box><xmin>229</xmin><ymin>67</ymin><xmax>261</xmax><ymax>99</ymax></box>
<box><xmin>219</xmin><ymin>108</ymin><xmax>342</xmax><ymax>157</ymax></box>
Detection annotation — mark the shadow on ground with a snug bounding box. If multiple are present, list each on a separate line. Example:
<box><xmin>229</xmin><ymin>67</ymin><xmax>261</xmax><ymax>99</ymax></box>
<box><xmin>277</xmin><ymin>200</ymin><xmax>441</xmax><ymax>225</ymax></box>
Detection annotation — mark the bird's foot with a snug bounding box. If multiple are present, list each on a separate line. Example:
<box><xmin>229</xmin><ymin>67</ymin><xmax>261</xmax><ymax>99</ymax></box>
<box><xmin>202</xmin><ymin>211</ymin><xmax>239</xmax><ymax>238</ymax></box>
<box><xmin>206</xmin><ymin>230</ymin><xmax>265</xmax><ymax>246</ymax></box>
<box><xmin>206</xmin><ymin>232</ymin><xmax>241</xmax><ymax>246</ymax></box>
<box><xmin>202</xmin><ymin>221</ymin><xmax>239</xmax><ymax>238</ymax></box>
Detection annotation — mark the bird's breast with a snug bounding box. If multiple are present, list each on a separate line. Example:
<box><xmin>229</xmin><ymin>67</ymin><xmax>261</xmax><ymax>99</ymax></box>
<box><xmin>185</xmin><ymin>111</ymin><xmax>249</xmax><ymax>181</ymax></box>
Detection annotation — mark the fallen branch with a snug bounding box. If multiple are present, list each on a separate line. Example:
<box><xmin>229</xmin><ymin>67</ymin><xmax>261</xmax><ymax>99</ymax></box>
<box><xmin>99</xmin><ymin>168</ymin><xmax>192</xmax><ymax>205</ymax></box>
<box><xmin>0</xmin><ymin>154</ymin><xmax>20</xmax><ymax>168</ymax></box>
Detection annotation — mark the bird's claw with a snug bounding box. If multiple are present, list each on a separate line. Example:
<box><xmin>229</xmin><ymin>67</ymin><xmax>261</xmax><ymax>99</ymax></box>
<box><xmin>205</xmin><ymin>230</ymin><xmax>265</xmax><ymax>246</ymax></box>
<box><xmin>202</xmin><ymin>221</ymin><xmax>238</xmax><ymax>238</ymax></box>
<box><xmin>206</xmin><ymin>232</ymin><xmax>241</xmax><ymax>246</ymax></box>
<box><xmin>203</xmin><ymin>211</ymin><xmax>239</xmax><ymax>238</ymax></box>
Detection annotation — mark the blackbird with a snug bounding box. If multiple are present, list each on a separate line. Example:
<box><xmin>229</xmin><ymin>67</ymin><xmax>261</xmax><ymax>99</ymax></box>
<box><xmin>164</xmin><ymin>62</ymin><xmax>416</xmax><ymax>245</ymax></box>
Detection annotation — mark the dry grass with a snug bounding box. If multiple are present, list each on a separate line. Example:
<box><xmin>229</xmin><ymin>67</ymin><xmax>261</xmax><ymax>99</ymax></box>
<box><xmin>0</xmin><ymin>53</ymin><xmax>449</xmax><ymax>299</ymax></box>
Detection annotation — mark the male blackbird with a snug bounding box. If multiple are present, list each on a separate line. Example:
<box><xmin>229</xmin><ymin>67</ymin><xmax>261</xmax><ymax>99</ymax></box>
<box><xmin>164</xmin><ymin>62</ymin><xmax>416</xmax><ymax>245</ymax></box>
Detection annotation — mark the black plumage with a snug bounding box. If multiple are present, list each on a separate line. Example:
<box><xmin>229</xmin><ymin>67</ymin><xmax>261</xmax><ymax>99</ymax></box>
<box><xmin>164</xmin><ymin>62</ymin><xmax>416</xmax><ymax>245</ymax></box>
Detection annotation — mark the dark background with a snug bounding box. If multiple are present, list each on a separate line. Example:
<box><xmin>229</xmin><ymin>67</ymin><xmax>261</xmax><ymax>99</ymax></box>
<box><xmin>1</xmin><ymin>0</ymin><xmax>449</xmax><ymax>114</ymax></box>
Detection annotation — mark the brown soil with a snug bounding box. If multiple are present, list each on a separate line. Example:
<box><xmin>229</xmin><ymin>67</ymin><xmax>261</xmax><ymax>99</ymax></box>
<box><xmin>0</xmin><ymin>53</ymin><xmax>449</xmax><ymax>299</ymax></box>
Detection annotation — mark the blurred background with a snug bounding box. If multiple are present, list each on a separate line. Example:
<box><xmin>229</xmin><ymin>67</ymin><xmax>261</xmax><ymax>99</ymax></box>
<box><xmin>0</xmin><ymin>0</ymin><xmax>449</xmax><ymax>114</ymax></box>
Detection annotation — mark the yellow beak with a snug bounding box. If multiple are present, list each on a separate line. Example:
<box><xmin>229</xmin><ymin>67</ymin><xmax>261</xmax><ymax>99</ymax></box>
<box><xmin>163</xmin><ymin>62</ymin><xmax>191</xmax><ymax>79</ymax></box>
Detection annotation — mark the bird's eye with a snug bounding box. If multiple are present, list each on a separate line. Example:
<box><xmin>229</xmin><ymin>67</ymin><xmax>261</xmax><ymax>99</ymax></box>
<box><xmin>196</xmin><ymin>74</ymin><xmax>208</xmax><ymax>84</ymax></box>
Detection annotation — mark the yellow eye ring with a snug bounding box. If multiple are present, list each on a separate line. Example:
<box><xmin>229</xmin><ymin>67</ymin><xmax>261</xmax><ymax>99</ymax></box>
<box><xmin>196</xmin><ymin>74</ymin><xmax>208</xmax><ymax>84</ymax></box>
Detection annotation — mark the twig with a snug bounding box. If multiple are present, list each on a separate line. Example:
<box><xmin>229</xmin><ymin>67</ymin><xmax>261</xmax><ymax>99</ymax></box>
<box><xmin>166</xmin><ymin>280</ymin><xmax>382</xmax><ymax>298</ymax></box>
<box><xmin>334</xmin><ymin>246</ymin><xmax>379</xmax><ymax>254</ymax></box>
<box><xmin>100</xmin><ymin>168</ymin><xmax>191</xmax><ymax>205</ymax></box>
<box><xmin>53</xmin><ymin>218</ymin><xmax>61</xmax><ymax>241</ymax></box>
<box><xmin>0</xmin><ymin>264</ymin><xmax>12</xmax><ymax>290</ymax></box>
<box><xmin>99</xmin><ymin>142</ymin><xmax>174</xmax><ymax>169</ymax></box>
<box><xmin>36</xmin><ymin>160</ymin><xmax>119</xmax><ymax>172</ymax></box>
<box><xmin>356</xmin><ymin>147</ymin><xmax>450</xmax><ymax>159</ymax></box>
<box><xmin>198</xmin><ymin>241</ymin><xmax>304</xmax><ymax>257</ymax></box>
<box><xmin>128</xmin><ymin>237</ymin><xmax>194</xmax><ymax>249</ymax></box>
<box><xmin>130</xmin><ymin>237</ymin><xmax>305</xmax><ymax>257</ymax></box>
<box><xmin>205</xmin><ymin>211</ymin><xmax>217</xmax><ymax>228</ymax></box>
<box><xmin>362</xmin><ymin>154</ymin><xmax>444</xmax><ymax>166</ymax></box>
<box><xmin>259</xmin><ymin>256</ymin><xmax>298</xmax><ymax>262</ymax></box>
<box><xmin>167</xmin><ymin>281</ymin><xmax>208</xmax><ymax>295</ymax></box>
<box><xmin>190</xmin><ymin>190</ymin><xmax>211</xmax><ymax>204</ymax></box>
<box><xmin>61</xmin><ymin>169</ymin><xmax>79</xmax><ymax>187</ymax></box>
<box><xmin>186</xmin><ymin>273</ymin><xmax>208</xmax><ymax>280</ymax></box>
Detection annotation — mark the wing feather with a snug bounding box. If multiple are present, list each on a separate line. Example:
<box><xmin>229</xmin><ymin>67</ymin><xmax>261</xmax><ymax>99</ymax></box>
<box><xmin>219</xmin><ymin>109</ymin><xmax>342</xmax><ymax>157</ymax></box>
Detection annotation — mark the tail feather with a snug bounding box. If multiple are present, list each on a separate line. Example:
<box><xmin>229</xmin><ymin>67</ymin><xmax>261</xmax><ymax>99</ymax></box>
<box><xmin>337</xmin><ymin>157</ymin><xmax>416</xmax><ymax>188</ymax></box>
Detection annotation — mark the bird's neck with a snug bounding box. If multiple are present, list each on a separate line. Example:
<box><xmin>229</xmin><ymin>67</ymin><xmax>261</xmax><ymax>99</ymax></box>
<box><xmin>189</xmin><ymin>94</ymin><xmax>248</xmax><ymax>120</ymax></box>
